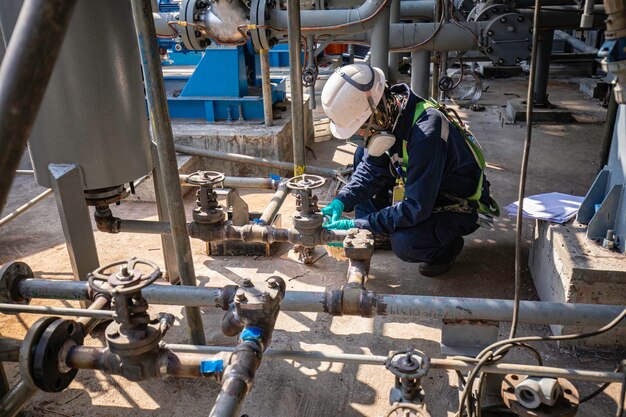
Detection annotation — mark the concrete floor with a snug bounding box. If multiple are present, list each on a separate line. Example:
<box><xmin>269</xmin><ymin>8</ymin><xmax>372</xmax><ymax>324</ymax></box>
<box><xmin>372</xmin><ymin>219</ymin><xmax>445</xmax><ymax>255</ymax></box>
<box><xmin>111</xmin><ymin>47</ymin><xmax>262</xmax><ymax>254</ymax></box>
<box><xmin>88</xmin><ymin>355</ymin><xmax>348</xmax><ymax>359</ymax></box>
<box><xmin>1</xmin><ymin>64</ymin><xmax>624</xmax><ymax>416</ymax></box>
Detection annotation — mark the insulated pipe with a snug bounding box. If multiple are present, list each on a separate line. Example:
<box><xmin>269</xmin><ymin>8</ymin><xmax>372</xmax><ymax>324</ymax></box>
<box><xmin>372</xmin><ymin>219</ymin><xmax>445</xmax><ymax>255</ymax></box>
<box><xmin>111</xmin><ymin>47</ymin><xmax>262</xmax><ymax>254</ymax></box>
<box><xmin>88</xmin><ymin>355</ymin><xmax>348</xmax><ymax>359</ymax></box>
<box><xmin>0</xmin><ymin>0</ymin><xmax>77</xmax><ymax>211</ymax></box>
<box><xmin>174</xmin><ymin>144</ymin><xmax>350</xmax><ymax>178</ymax></box>
<box><xmin>0</xmin><ymin>188</ymin><xmax>53</xmax><ymax>228</ymax></box>
<box><xmin>554</xmin><ymin>30</ymin><xmax>599</xmax><ymax>54</ymax></box>
<box><xmin>371</xmin><ymin>2</ymin><xmax>392</xmax><ymax>77</ymax></box>
<box><xmin>287</xmin><ymin>0</ymin><xmax>306</xmax><ymax>176</ymax></box>
<box><xmin>14</xmin><ymin>279</ymin><xmax>626</xmax><ymax>328</ymax></box>
<box><xmin>411</xmin><ymin>50</ymin><xmax>431</xmax><ymax>97</ymax></box>
<box><xmin>400</xmin><ymin>0</ymin><xmax>436</xmax><ymax>20</ymax></box>
<box><xmin>130</xmin><ymin>0</ymin><xmax>206</xmax><ymax>346</ymax></box>
<box><xmin>260</xmin><ymin>49</ymin><xmax>274</xmax><ymax>126</ymax></box>
<box><xmin>259</xmin><ymin>181</ymin><xmax>290</xmax><ymax>224</ymax></box>
<box><xmin>165</xmin><ymin>344</ymin><xmax>626</xmax><ymax>383</ymax></box>
<box><xmin>270</xmin><ymin>0</ymin><xmax>390</xmax><ymax>35</ymax></box>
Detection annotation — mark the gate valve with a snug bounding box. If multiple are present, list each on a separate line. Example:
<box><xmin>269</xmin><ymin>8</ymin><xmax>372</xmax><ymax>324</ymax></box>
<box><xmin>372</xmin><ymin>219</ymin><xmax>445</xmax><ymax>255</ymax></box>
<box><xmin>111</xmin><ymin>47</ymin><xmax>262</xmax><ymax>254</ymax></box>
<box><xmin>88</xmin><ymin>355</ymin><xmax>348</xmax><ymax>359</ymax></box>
<box><xmin>186</xmin><ymin>170</ymin><xmax>226</xmax><ymax>224</ymax></box>
<box><xmin>286</xmin><ymin>174</ymin><xmax>326</xmax><ymax>231</ymax></box>
<box><xmin>88</xmin><ymin>257</ymin><xmax>161</xmax><ymax>297</ymax></box>
<box><xmin>386</xmin><ymin>349</ymin><xmax>431</xmax><ymax>404</ymax></box>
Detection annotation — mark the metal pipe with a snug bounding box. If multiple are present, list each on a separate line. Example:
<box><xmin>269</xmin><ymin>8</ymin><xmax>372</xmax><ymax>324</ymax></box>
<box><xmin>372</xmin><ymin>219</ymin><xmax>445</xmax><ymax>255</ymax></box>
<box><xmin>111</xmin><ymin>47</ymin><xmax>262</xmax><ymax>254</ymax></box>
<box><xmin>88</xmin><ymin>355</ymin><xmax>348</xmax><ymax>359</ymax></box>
<box><xmin>164</xmin><ymin>344</ymin><xmax>624</xmax><ymax>383</ymax></box>
<box><xmin>0</xmin><ymin>303</ymin><xmax>115</xmax><ymax>319</ymax></box>
<box><xmin>600</xmin><ymin>89</ymin><xmax>618</xmax><ymax>167</ymax></box>
<box><xmin>260</xmin><ymin>49</ymin><xmax>274</xmax><ymax>126</ymax></box>
<box><xmin>287</xmin><ymin>0</ymin><xmax>306</xmax><ymax>176</ymax></box>
<box><xmin>371</xmin><ymin>1</ymin><xmax>391</xmax><ymax>77</ymax></box>
<box><xmin>554</xmin><ymin>30</ymin><xmax>599</xmax><ymax>54</ymax></box>
<box><xmin>270</xmin><ymin>0</ymin><xmax>389</xmax><ymax>35</ymax></box>
<box><xmin>119</xmin><ymin>219</ymin><xmax>172</xmax><ymax>235</ymax></box>
<box><xmin>259</xmin><ymin>182</ymin><xmax>289</xmax><ymax>224</ymax></box>
<box><xmin>130</xmin><ymin>0</ymin><xmax>206</xmax><ymax>346</ymax></box>
<box><xmin>14</xmin><ymin>279</ymin><xmax>626</xmax><ymax>327</ymax></box>
<box><xmin>411</xmin><ymin>50</ymin><xmax>431</xmax><ymax>97</ymax></box>
<box><xmin>0</xmin><ymin>379</ymin><xmax>37</xmax><ymax>417</ymax></box>
<box><xmin>0</xmin><ymin>0</ymin><xmax>77</xmax><ymax>211</ymax></box>
<box><xmin>533</xmin><ymin>29</ymin><xmax>554</xmax><ymax>105</ymax></box>
<box><xmin>180</xmin><ymin>175</ymin><xmax>280</xmax><ymax>190</ymax></box>
<box><xmin>306</xmin><ymin>35</ymin><xmax>316</xmax><ymax>110</ymax></box>
<box><xmin>76</xmin><ymin>296</ymin><xmax>110</xmax><ymax>335</ymax></box>
<box><xmin>14</xmin><ymin>170</ymin><xmax>33</xmax><ymax>176</ymax></box>
<box><xmin>581</xmin><ymin>0</ymin><xmax>596</xmax><ymax>27</ymax></box>
<box><xmin>174</xmin><ymin>144</ymin><xmax>350</xmax><ymax>178</ymax></box>
<box><xmin>388</xmin><ymin>0</ymin><xmax>401</xmax><ymax>83</ymax></box>
<box><xmin>0</xmin><ymin>188</ymin><xmax>53</xmax><ymax>228</ymax></box>
<box><xmin>400</xmin><ymin>0</ymin><xmax>436</xmax><ymax>20</ymax></box>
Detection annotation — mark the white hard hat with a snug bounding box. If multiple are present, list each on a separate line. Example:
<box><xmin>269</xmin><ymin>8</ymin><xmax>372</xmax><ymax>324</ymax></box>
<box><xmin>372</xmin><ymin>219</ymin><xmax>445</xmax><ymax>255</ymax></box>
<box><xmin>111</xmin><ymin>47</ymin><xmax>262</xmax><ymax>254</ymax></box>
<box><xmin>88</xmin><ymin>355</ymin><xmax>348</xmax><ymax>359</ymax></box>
<box><xmin>321</xmin><ymin>64</ymin><xmax>386</xmax><ymax>139</ymax></box>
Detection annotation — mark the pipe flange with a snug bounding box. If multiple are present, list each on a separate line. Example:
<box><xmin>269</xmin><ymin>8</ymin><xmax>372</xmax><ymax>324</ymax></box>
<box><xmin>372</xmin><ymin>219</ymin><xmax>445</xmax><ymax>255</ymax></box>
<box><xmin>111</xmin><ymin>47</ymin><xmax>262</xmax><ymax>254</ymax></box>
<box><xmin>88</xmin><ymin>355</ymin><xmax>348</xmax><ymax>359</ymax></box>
<box><xmin>0</xmin><ymin>261</ymin><xmax>33</xmax><ymax>304</ymax></box>
<box><xmin>386</xmin><ymin>350</ymin><xmax>430</xmax><ymax>380</ymax></box>
<box><xmin>180</xmin><ymin>0</ymin><xmax>211</xmax><ymax>50</ymax></box>
<box><xmin>250</xmin><ymin>0</ymin><xmax>275</xmax><ymax>51</ymax></box>
<box><xmin>88</xmin><ymin>257</ymin><xmax>162</xmax><ymax>296</ymax></box>
<box><xmin>468</xmin><ymin>4</ymin><xmax>513</xmax><ymax>22</ymax></box>
<box><xmin>384</xmin><ymin>403</ymin><xmax>431</xmax><ymax>417</ymax></box>
<box><xmin>186</xmin><ymin>170</ymin><xmax>226</xmax><ymax>186</ymax></box>
<box><xmin>483</xmin><ymin>12</ymin><xmax>532</xmax><ymax>66</ymax></box>
<box><xmin>501</xmin><ymin>374</ymin><xmax>579</xmax><ymax>417</ymax></box>
<box><xmin>32</xmin><ymin>319</ymin><xmax>84</xmax><ymax>392</ymax></box>
<box><xmin>285</xmin><ymin>174</ymin><xmax>326</xmax><ymax>191</ymax></box>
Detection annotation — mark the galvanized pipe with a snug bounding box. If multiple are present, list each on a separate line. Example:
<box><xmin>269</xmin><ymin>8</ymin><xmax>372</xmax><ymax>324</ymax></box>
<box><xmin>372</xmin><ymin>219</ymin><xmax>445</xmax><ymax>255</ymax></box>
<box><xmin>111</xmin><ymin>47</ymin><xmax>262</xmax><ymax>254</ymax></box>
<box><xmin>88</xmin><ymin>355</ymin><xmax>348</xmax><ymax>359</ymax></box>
<box><xmin>14</xmin><ymin>279</ymin><xmax>626</xmax><ymax>328</ymax></box>
<box><xmin>0</xmin><ymin>379</ymin><xmax>37</xmax><ymax>417</ymax></box>
<box><xmin>371</xmin><ymin>1</ymin><xmax>391</xmax><ymax>77</ymax></box>
<box><xmin>287</xmin><ymin>0</ymin><xmax>307</xmax><ymax>176</ymax></box>
<box><xmin>0</xmin><ymin>0</ymin><xmax>77</xmax><ymax>211</ymax></box>
<box><xmin>130</xmin><ymin>0</ymin><xmax>206</xmax><ymax>345</ymax></box>
<box><xmin>260</xmin><ymin>49</ymin><xmax>274</xmax><ymax>126</ymax></box>
<box><xmin>164</xmin><ymin>344</ymin><xmax>625</xmax><ymax>383</ymax></box>
<box><xmin>410</xmin><ymin>50</ymin><xmax>431</xmax><ymax>97</ymax></box>
<box><xmin>180</xmin><ymin>175</ymin><xmax>280</xmax><ymax>190</ymax></box>
<box><xmin>0</xmin><ymin>188</ymin><xmax>53</xmax><ymax>228</ymax></box>
<box><xmin>0</xmin><ymin>303</ymin><xmax>115</xmax><ymax>320</ymax></box>
<box><xmin>174</xmin><ymin>144</ymin><xmax>349</xmax><ymax>178</ymax></box>
<box><xmin>259</xmin><ymin>181</ymin><xmax>289</xmax><ymax>224</ymax></box>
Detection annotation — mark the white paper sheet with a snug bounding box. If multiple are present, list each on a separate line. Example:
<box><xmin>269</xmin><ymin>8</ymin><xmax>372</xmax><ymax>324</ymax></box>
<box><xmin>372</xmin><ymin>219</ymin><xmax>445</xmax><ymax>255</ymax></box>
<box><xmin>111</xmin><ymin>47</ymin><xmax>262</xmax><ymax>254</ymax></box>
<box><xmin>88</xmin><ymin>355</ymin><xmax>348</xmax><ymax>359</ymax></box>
<box><xmin>505</xmin><ymin>192</ymin><xmax>584</xmax><ymax>224</ymax></box>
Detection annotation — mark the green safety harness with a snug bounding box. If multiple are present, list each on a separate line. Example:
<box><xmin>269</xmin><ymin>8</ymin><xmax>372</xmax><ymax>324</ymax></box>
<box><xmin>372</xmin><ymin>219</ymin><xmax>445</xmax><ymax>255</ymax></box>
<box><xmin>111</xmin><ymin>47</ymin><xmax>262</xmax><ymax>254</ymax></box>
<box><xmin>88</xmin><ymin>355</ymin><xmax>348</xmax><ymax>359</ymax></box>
<box><xmin>399</xmin><ymin>99</ymin><xmax>500</xmax><ymax>217</ymax></box>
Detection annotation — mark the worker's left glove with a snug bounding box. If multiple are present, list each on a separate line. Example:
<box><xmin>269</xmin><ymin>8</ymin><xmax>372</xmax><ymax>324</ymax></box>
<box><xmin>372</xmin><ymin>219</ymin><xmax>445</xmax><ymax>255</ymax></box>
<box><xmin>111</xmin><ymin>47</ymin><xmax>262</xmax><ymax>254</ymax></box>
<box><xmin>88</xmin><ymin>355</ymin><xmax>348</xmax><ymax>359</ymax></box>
<box><xmin>324</xmin><ymin>219</ymin><xmax>355</xmax><ymax>230</ymax></box>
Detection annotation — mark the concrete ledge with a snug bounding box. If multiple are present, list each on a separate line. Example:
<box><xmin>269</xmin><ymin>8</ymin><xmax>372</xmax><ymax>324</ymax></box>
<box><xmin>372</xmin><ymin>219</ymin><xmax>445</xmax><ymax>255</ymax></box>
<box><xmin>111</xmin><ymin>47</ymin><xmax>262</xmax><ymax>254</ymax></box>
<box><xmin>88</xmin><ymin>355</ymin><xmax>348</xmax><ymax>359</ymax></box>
<box><xmin>529</xmin><ymin>220</ymin><xmax>626</xmax><ymax>350</ymax></box>
<box><xmin>505</xmin><ymin>98</ymin><xmax>575</xmax><ymax>123</ymax></box>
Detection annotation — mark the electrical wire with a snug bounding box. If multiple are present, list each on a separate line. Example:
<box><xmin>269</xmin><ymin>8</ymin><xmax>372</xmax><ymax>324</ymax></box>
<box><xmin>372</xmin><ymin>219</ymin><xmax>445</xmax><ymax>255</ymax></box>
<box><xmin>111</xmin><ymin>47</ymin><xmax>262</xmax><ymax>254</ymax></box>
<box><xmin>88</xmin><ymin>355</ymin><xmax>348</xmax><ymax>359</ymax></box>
<box><xmin>580</xmin><ymin>363</ymin><xmax>624</xmax><ymax>403</ymax></box>
<box><xmin>510</xmin><ymin>0</ymin><xmax>544</xmax><ymax>342</ymax></box>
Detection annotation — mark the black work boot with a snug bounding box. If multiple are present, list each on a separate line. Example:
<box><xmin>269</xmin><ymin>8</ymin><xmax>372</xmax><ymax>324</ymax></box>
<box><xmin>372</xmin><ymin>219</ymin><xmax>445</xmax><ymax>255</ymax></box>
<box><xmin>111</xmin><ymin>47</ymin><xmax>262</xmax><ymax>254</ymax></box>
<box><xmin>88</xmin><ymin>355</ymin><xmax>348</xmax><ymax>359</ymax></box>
<box><xmin>418</xmin><ymin>237</ymin><xmax>464</xmax><ymax>277</ymax></box>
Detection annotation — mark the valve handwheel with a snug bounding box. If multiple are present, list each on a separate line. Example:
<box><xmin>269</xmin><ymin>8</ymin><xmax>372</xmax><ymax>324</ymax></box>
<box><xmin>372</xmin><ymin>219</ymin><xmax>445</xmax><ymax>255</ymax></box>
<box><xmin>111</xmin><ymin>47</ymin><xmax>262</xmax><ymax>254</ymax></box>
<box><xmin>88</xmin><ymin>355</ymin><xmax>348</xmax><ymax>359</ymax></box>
<box><xmin>285</xmin><ymin>174</ymin><xmax>326</xmax><ymax>191</ymax></box>
<box><xmin>88</xmin><ymin>257</ymin><xmax>161</xmax><ymax>295</ymax></box>
<box><xmin>186</xmin><ymin>170</ymin><xmax>226</xmax><ymax>186</ymax></box>
<box><xmin>386</xmin><ymin>349</ymin><xmax>431</xmax><ymax>379</ymax></box>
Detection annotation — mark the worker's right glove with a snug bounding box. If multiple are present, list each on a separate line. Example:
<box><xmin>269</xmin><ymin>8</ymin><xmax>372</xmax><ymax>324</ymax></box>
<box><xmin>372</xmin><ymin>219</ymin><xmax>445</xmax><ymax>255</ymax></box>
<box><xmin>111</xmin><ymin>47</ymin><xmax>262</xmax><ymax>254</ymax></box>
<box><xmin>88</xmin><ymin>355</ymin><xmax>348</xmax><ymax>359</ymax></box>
<box><xmin>323</xmin><ymin>219</ymin><xmax>355</xmax><ymax>231</ymax></box>
<box><xmin>321</xmin><ymin>199</ymin><xmax>345</xmax><ymax>223</ymax></box>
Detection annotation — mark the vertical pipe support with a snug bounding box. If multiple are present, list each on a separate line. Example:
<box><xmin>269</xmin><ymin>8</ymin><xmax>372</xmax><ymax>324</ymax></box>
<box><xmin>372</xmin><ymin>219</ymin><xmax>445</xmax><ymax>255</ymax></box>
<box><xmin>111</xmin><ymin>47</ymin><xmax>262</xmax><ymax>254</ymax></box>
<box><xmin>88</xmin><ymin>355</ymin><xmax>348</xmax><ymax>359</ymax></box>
<box><xmin>130</xmin><ymin>0</ymin><xmax>206</xmax><ymax>345</ymax></box>
<box><xmin>533</xmin><ymin>29</ymin><xmax>555</xmax><ymax>105</ymax></box>
<box><xmin>0</xmin><ymin>0</ymin><xmax>77</xmax><ymax>210</ymax></box>
<box><xmin>371</xmin><ymin>2</ymin><xmax>391</xmax><ymax>77</ymax></box>
<box><xmin>388</xmin><ymin>0</ymin><xmax>401</xmax><ymax>83</ymax></box>
<box><xmin>260</xmin><ymin>49</ymin><xmax>274</xmax><ymax>126</ymax></box>
<box><xmin>411</xmin><ymin>50</ymin><xmax>431</xmax><ymax>97</ymax></box>
<box><xmin>287</xmin><ymin>0</ymin><xmax>306</xmax><ymax>176</ymax></box>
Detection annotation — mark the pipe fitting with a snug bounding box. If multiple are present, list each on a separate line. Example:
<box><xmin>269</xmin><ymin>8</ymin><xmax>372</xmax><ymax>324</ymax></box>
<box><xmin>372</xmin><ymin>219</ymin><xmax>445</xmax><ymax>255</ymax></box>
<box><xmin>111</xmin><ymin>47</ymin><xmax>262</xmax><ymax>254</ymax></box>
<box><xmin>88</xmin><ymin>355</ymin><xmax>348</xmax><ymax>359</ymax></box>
<box><xmin>94</xmin><ymin>206</ymin><xmax>121</xmax><ymax>233</ymax></box>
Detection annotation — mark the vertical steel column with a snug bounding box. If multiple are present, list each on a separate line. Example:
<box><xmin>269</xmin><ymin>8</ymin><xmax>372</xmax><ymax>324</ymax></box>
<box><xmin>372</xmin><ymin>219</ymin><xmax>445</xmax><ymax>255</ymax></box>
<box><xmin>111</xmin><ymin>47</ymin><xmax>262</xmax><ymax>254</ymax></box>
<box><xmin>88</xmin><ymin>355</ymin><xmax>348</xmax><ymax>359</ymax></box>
<box><xmin>411</xmin><ymin>50</ymin><xmax>431</xmax><ymax>97</ymax></box>
<box><xmin>49</xmin><ymin>164</ymin><xmax>99</xmax><ymax>307</ymax></box>
<box><xmin>151</xmin><ymin>143</ymin><xmax>180</xmax><ymax>284</ymax></box>
<box><xmin>130</xmin><ymin>0</ymin><xmax>206</xmax><ymax>345</ymax></box>
<box><xmin>388</xmin><ymin>0</ymin><xmax>401</xmax><ymax>83</ymax></box>
<box><xmin>371</xmin><ymin>3</ymin><xmax>391</xmax><ymax>77</ymax></box>
<box><xmin>287</xmin><ymin>0</ymin><xmax>306</xmax><ymax>176</ymax></box>
<box><xmin>260</xmin><ymin>49</ymin><xmax>274</xmax><ymax>126</ymax></box>
<box><xmin>0</xmin><ymin>0</ymin><xmax>76</xmax><ymax>211</ymax></box>
<box><xmin>533</xmin><ymin>29</ymin><xmax>554</xmax><ymax>105</ymax></box>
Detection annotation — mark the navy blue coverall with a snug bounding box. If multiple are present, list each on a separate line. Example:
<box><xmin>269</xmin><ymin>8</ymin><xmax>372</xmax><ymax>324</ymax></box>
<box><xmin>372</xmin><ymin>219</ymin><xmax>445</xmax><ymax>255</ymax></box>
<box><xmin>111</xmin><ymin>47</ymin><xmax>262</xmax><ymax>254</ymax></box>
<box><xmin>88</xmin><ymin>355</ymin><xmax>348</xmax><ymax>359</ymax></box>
<box><xmin>335</xmin><ymin>84</ymin><xmax>489</xmax><ymax>264</ymax></box>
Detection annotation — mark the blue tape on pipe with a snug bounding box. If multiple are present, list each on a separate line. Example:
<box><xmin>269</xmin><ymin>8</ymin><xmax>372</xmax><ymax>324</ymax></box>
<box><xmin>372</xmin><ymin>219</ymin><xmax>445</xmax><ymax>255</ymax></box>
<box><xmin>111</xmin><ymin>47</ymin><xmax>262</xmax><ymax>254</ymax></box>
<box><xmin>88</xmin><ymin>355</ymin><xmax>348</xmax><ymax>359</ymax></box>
<box><xmin>200</xmin><ymin>359</ymin><xmax>224</xmax><ymax>374</ymax></box>
<box><xmin>240</xmin><ymin>327</ymin><xmax>262</xmax><ymax>343</ymax></box>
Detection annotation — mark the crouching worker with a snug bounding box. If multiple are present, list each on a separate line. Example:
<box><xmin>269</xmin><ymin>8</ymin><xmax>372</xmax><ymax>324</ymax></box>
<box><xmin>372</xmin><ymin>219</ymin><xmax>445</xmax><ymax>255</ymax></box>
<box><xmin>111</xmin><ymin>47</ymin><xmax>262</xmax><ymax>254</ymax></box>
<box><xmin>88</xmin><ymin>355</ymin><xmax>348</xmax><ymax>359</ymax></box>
<box><xmin>320</xmin><ymin>64</ymin><xmax>499</xmax><ymax>277</ymax></box>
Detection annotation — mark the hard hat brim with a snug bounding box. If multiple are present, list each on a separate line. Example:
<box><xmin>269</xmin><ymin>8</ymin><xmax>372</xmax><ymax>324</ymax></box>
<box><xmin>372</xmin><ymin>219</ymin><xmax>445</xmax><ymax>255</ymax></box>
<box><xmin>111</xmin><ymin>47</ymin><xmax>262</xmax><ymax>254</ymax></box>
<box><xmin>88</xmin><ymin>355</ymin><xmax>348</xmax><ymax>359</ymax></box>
<box><xmin>329</xmin><ymin>109</ymin><xmax>372</xmax><ymax>139</ymax></box>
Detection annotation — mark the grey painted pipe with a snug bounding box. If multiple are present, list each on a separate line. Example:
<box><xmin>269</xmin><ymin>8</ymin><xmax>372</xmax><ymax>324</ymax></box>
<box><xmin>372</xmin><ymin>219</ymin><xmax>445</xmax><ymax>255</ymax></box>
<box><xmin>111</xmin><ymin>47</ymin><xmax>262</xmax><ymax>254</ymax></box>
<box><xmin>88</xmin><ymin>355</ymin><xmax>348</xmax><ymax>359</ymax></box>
<box><xmin>401</xmin><ymin>0</ymin><xmax>436</xmax><ymax>20</ymax></box>
<box><xmin>554</xmin><ymin>30</ymin><xmax>599</xmax><ymax>54</ymax></box>
<box><xmin>175</xmin><ymin>144</ymin><xmax>349</xmax><ymax>178</ymax></box>
<box><xmin>130</xmin><ymin>0</ymin><xmax>206</xmax><ymax>346</ymax></box>
<box><xmin>165</xmin><ymin>344</ymin><xmax>625</xmax><ymax>382</ymax></box>
<box><xmin>259</xmin><ymin>182</ymin><xmax>289</xmax><ymax>224</ymax></box>
<box><xmin>119</xmin><ymin>219</ymin><xmax>172</xmax><ymax>235</ymax></box>
<box><xmin>410</xmin><ymin>50</ymin><xmax>431</xmax><ymax>97</ymax></box>
<box><xmin>371</xmin><ymin>0</ymin><xmax>391</xmax><ymax>77</ymax></box>
<box><xmin>287</xmin><ymin>0</ymin><xmax>306</xmax><ymax>176</ymax></box>
<box><xmin>15</xmin><ymin>279</ymin><xmax>626</xmax><ymax>328</ymax></box>
<box><xmin>270</xmin><ymin>0</ymin><xmax>389</xmax><ymax>35</ymax></box>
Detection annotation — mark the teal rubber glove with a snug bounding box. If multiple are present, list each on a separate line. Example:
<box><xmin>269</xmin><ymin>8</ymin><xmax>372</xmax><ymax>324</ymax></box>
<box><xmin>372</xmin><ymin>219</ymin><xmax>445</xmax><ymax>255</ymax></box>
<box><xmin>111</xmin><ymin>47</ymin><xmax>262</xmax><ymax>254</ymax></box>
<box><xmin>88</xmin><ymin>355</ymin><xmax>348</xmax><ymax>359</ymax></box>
<box><xmin>321</xmin><ymin>199</ymin><xmax>345</xmax><ymax>223</ymax></box>
<box><xmin>324</xmin><ymin>219</ymin><xmax>355</xmax><ymax>230</ymax></box>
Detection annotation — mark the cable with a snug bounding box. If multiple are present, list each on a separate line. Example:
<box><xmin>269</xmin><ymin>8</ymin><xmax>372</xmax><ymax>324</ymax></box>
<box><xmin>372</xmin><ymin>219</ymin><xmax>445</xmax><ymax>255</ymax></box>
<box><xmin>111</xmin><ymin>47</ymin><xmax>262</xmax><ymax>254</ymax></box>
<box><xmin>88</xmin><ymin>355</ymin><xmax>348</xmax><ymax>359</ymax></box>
<box><xmin>510</xmin><ymin>0</ymin><xmax>543</xmax><ymax>341</ymax></box>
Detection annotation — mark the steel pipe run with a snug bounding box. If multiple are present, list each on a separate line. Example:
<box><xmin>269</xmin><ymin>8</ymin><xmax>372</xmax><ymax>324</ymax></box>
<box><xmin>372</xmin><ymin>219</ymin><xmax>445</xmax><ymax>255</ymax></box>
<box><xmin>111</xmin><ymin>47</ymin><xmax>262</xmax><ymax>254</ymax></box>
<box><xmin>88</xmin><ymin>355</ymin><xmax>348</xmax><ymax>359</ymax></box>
<box><xmin>259</xmin><ymin>181</ymin><xmax>289</xmax><ymax>224</ymax></box>
<box><xmin>287</xmin><ymin>0</ymin><xmax>306</xmax><ymax>176</ymax></box>
<box><xmin>174</xmin><ymin>144</ymin><xmax>350</xmax><ymax>179</ymax></box>
<box><xmin>130</xmin><ymin>0</ymin><xmax>206</xmax><ymax>346</ymax></box>
<box><xmin>0</xmin><ymin>0</ymin><xmax>77</xmax><ymax>211</ymax></box>
<box><xmin>165</xmin><ymin>344</ymin><xmax>625</xmax><ymax>383</ymax></box>
<box><xmin>0</xmin><ymin>303</ymin><xmax>115</xmax><ymax>320</ymax></box>
<box><xmin>13</xmin><ymin>279</ymin><xmax>626</xmax><ymax>328</ymax></box>
<box><xmin>180</xmin><ymin>175</ymin><xmax>280</xmax><ymax>190</ymax></box>
<box><xmin>260</xmin><ymin>49</ymin><xmax>274</xmax><ymax>126</ymax></box>
<box><xmin>0</xmin><ymin>188</ymin><xmax>53</xmax><ymax>228</ymax></box>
